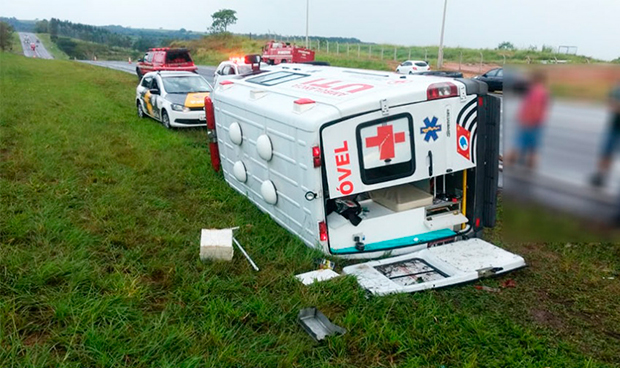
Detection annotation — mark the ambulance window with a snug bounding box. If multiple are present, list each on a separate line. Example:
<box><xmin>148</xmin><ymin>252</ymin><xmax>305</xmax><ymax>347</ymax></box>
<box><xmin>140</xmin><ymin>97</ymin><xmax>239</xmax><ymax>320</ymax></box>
<box><xmin>247</xmin><ymin>71</ymin><xmax>308</xmax><ymax>86</ymax></box>
<box><xmin>356</xmin><ymin>114</ymin><xmax>415</xmax><ymax>184</ymax></box>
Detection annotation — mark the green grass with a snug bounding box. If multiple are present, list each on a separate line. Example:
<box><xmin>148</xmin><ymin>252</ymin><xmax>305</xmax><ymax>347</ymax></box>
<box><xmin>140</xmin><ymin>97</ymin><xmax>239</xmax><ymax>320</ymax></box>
<box><xmin>9</xmin><ymin>32</ymin><xmax>22</xmax><ymax>55</ymax></box>
<box><xmin>35</xmin><ymin>33</ymin><xmax>70</xmax><ymax>60</ymax></box>
<box><xmin>1</xmin><ymin>52</ymin><xmax>620</xmax><ymax>367</ymax></box>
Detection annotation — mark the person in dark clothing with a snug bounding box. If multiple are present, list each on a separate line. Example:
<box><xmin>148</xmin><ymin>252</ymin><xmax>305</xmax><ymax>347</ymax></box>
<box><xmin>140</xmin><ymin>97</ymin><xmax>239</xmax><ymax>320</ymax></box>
<box><xmin>591</xmin><ymin>81</ymin><xmax>620</xmax><ymax>187</ymax></box>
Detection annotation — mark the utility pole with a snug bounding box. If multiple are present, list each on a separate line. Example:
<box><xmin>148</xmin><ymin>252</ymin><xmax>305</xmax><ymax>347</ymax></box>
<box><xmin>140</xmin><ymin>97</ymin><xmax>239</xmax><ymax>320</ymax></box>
<box><xmin>305</xmin><ymin>0</ymin><xmax>309</xmax><ymax>48</ymax></box>
<box><xmin>437</xmin><ymin>0</ymin><xmax>448</xmax><ymax>69</ymax></box>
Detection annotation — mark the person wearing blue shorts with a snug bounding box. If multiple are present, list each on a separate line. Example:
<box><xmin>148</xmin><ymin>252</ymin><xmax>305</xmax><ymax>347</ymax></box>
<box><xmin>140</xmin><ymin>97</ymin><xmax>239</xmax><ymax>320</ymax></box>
<box><xmin>506</xmin><ymin>72</ymin><xmax>549</xmax><ymax>169</ymax></box>
<box><xmin>591</xmin><ymin>82</ymin><xmax>620</xmax><ymax>187</ymax></box>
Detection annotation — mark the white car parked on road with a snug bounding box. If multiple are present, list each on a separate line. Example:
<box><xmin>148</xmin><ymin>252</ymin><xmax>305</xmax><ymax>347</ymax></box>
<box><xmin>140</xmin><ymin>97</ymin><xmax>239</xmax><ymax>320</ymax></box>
<box><xmin>395</xmin><ymin>60</ymin><xmax>430</xmax><ymax>74</ymax></box>
<box><xmin>213</xmin><ymin>57</ymin><xmax>270</xmax><ymax>85</ymax></box>
<box><xmin>136</xmin><ymin>71</ymin><xmax>212</xmax><ymax>129</ymax></box>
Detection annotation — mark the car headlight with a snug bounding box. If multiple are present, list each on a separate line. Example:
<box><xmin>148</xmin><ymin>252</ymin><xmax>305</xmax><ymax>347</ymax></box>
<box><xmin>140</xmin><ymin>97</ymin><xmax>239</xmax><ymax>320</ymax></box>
<box><xmin>171</xmin><ymin>103</ymin><xmax>190</xmax><ymax>113</ymax></box>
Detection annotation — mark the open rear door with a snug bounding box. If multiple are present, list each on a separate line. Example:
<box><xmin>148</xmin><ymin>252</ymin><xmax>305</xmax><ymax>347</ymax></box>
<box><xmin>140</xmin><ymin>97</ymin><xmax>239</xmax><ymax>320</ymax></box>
<box><xmin>343</xmin><ymin>239</ymin><xmax>525</xmax><ymax>295</ymax></box>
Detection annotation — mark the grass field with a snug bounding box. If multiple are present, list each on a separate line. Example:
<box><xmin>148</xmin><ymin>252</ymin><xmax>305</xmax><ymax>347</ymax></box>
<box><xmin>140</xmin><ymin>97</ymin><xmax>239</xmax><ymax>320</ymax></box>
<box><xmin>1</xmin><ymin>52</ymin><xmax>620</xmax><ymax>367</ymax></box>
<box><xmin>9</xmin><ymin>32</ymin><xmax>22</xmax><ymax>56</ymax></box>
<box><xmin>178</xmin><ymin>34</ymin><xmax>599</xmax><ymax>71</ymax></box>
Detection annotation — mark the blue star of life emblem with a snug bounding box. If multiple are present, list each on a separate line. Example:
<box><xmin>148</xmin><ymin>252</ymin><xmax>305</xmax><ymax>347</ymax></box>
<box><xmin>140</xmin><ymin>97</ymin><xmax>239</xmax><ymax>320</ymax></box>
<box><xmin>420</xmin><ymin>116</ymin><xmax>442</xmax><ymax>142</ymax></box>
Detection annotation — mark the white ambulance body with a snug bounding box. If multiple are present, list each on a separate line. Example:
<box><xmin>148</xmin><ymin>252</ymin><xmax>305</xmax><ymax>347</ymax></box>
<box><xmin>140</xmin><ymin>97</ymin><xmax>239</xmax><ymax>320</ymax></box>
<box><xmin>207</xmin><ymin>63</ymin><xmax>525</xmax><ymax>294</ymax></box>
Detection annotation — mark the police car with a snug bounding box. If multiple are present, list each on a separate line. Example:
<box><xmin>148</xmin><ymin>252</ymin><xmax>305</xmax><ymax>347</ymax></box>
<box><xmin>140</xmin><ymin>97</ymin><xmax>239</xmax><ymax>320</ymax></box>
<box><xmin>136</xmin><ymin>71</ymin><xmax>212</xmax><ymax>129</ymax></box>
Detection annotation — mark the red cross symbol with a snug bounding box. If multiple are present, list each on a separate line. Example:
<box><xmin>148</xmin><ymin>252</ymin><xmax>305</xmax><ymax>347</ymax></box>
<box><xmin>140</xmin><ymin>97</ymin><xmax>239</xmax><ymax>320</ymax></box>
<box><xmin>365</xmin><ymin>125</ymin><xmax>406</xmax><ymax>161</ymax></box>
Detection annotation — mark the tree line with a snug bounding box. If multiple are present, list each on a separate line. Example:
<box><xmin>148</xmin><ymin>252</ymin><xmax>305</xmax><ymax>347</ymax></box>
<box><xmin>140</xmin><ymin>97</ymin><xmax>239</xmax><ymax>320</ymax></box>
<box><xmin>36</xmin><ymin>18</ymin><xmax>134</xmax><ymax>48</ymax></box>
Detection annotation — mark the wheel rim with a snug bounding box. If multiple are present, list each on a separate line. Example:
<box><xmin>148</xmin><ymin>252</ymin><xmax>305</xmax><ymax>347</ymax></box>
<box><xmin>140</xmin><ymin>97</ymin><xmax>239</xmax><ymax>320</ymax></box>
<box><xmin>137</xmin><ymin>103</ymin><xmax>143</xmax><ymax>118</ymax></box>
<box><xmin>163</xmin><ymin>112</ymin><xmax>170</xmax><ymax>128</ymax></box>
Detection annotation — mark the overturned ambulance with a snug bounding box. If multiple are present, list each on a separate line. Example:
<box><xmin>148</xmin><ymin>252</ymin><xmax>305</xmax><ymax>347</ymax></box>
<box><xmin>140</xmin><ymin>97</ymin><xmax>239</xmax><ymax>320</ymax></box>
<box><xmin>205</xmin><ymin>62</ymin><xmax>525</xmax><ymax>294</ymax></box>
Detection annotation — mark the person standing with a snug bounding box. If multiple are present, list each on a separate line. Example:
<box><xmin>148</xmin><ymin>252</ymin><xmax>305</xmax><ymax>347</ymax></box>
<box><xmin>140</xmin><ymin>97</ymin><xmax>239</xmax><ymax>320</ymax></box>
<box><xmin>506</xmin><ymin>71</ymin><xmax>550</xmax><ymax>169</ymax></box>
<box><xmin>591</xmin><ymin>80</ymin><xmax>620</xmax><ymax>187</ymax></box>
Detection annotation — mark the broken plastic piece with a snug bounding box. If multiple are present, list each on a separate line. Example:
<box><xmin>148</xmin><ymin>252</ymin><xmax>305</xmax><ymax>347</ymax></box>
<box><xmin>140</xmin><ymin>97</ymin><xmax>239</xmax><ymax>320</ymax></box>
<box><xmin>297</xmin><ymin>308</ymin><xmax>346</xmax><ymax>342</ymax></box>
<box><xmin>296</xmin><ymin>269</ymin><xmax>340</xmax><ymax>285</ymax></box>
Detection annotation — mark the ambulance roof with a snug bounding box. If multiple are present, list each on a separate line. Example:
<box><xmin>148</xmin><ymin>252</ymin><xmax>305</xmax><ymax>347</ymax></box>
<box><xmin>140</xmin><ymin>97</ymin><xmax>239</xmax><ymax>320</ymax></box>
<box><xmin>213</xmin><ymin>63</ymin><xmax>480</xmax><ymax>131</ymax></box>
<box><xmin>235</xmin><ymin>63</ymin><xmax>460</xmax><ymax>102</ymax></box>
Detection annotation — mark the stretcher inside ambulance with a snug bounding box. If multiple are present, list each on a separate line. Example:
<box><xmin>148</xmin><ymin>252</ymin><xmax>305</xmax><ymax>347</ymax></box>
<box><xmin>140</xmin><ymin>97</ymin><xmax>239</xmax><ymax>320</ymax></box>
<box><xmin>207</xmin><ymin>63</ymin><xmax>525</xmax><ymax>294</ymax></box>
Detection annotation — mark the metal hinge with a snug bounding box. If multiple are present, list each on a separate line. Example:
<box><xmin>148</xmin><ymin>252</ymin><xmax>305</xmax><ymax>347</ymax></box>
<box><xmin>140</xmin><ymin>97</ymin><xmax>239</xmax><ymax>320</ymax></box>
<box><xmin>207</xmin><ymin>129</ymin><xmax>217</xmax><ymax>143</ymax></box>
<box><xmin>380</xmin><ymin>99</ymin><xmax>389</xmax><ymax>116</ymax></box>
<box><xmin>477</xmin><ymin>267</ymin><xmax>503</xmax><ymax>278</ymax></box>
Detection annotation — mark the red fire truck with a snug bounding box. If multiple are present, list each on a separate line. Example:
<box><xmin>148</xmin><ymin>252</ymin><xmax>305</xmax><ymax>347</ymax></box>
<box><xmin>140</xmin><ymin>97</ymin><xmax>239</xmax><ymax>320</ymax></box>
<box><xmin>261</xmin><ymin>41</ymin><xmax>315</xmax><ymax>65</ymax></box>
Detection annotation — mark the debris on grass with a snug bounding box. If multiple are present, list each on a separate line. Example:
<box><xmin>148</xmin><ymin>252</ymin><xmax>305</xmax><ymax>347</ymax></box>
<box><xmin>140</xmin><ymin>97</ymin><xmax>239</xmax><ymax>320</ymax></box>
<box><xmin>501</xmin><ymin>279</ymin><xmax>517</xmax><ymax>288</ymax></box>
<box><xmin>315</xmin><ymin>258</ymin><xmax>336</xmax><ymax>270</ymax></box>
<box><xmin>296</xmin><ymin>269</ymin><xmax>340</xmax><ymax>285</ymax></box>
<box><xmin>200</xmin><ymin>228</ymin><xmax>234</xmax><ymax>261</ymax></box>
<box><xmin>232</xmin><ymin>237</ymin><xmax>259</xmax><ymax>271</ymax></box>
<box><xmin>474</xmin><ymin>285</ymin><xmax>501</xmax><ymax>293</ymax></box>
<box><xmin>298</xmin><ymin>307</ymin><xmax>346</xmax><ymax>342</ymax></box>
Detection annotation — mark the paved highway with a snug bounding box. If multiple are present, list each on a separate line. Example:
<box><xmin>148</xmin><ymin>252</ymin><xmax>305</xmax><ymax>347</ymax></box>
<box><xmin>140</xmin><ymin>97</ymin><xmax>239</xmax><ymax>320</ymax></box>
<box><xmin>78</xmin><ymin>60</ymin><xmax>217</xmax><ymax>85</ymax></box>
<box><xmin>18</xmin><ymin>32</ymin><xmax>53</xmax><ymax>59</ymax></box>
<box><xmin>503</xmin><ymin>94</ymin><xmax>620</xmax><ymax>223</ymax></box>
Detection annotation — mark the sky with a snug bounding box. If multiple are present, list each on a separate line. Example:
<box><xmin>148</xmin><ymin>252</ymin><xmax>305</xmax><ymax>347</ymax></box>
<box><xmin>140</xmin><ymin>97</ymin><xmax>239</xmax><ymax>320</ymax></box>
<box><xmin>3</xmin><ymin>0</ymin><xmax>619</xmax><ymax>61</ymax></box>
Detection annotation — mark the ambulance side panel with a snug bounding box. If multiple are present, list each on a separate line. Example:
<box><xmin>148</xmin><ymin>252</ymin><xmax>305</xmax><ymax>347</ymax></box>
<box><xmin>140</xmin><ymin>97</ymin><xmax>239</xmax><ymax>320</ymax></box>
<box><xmin>212</xmin><ymin>91</ymin><xmax>332</xmax><ymax>250</ymax></box>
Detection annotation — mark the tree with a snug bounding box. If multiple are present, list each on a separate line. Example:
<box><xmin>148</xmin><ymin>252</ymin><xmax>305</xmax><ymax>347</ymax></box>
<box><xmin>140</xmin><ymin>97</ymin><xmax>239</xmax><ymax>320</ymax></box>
<box><xmin>35</xmin><ymin>19</ymin><xmax>49</xmax><ymax>33</ymax></box>
<box><xmin>497</xmin><ymin>41</ymin><xmax>515</xmax><ymax>50</ymax></box>
<box><xmin>0</xmin><ymin>21</ymin><xmax>14</xmax><ymax>51</ymax></box>
<box><xmin>209</xmin><ymin>9</ymin><xmax>237</xmax><ymax>34</ymax></box>
<box><xmin>49</xmin><ymin>18</ymin><xmax>59</xmax><ymax>41</ymax></box>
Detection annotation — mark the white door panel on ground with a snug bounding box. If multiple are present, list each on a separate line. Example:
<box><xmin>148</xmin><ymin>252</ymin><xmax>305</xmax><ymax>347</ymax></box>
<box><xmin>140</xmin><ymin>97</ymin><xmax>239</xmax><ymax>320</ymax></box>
<box><xmin>343</xmin><ymin>239</ymin><xmax>526</xmax><ymax>295</ymax></box>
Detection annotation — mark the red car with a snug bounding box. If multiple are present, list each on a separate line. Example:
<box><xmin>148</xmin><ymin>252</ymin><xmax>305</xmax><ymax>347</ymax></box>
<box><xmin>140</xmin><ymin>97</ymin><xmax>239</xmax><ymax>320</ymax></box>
<box><xmin>136</xmin><ymin>48</ymin><xmax>197</xmax><ymax>78</ymax></box>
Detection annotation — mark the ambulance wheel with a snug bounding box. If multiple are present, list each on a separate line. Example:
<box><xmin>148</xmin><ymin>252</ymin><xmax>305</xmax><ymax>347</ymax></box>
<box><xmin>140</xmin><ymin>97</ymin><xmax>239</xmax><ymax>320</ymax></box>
<box><xmin>162</xmin><ymin>110</ymin><xmax>172</xmax><ymax>129</ymax></box>
<box><xmin>136</xmin><ymin>68</ymin><xmax>143</xmax><ymax>80</ymax></box>
<box><xmin>136</xmin><ymin>101</ymin><xmax>144</xmax><ymax>119</ymax></box>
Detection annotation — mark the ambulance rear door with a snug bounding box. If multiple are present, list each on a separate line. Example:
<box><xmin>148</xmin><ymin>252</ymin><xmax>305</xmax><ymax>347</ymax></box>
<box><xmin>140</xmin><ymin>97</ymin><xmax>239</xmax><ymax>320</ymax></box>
<box><xmin>320</xmin><ymin>97</ymin><xmax>477</xmax><ymax>200</ymax></box>
<box><xmin>343</xmin><ymin>238</ymin><xmax>526</xmax><ymax>295</ymax></box>
<box><xmin>320</xmin><ymin>96</ymin><xmax>478</xmax><ymax>255</ymax></box>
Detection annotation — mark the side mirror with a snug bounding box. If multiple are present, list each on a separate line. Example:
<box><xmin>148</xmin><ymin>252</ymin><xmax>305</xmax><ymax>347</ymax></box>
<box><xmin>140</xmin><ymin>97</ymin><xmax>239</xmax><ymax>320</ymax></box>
<box><xmin>149</xmin><ymin>89</ymin><xmax>160</xmax><ymax>95</ymax></box>
<box><xmin>138</xmin><ymin>58</ymin><xmax>144</xmax><ymax>62</ymax></box>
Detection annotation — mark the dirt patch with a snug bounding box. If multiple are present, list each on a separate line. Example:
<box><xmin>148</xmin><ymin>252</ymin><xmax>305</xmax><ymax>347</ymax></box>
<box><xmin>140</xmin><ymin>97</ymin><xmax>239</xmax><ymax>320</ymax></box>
<box><xmin>443</xmin><ymin>62</ymin><xmax>501</xmax><ymax>78</ymax></box>
<box><xmin>530</xmin><ymin>307</ymin><xmax>565</xmax><ymax>330</ymax></box>
<box><xmin>23</xmin><ymin>331</ymin><xmax>50</xmax><ymax>346</ymax></box>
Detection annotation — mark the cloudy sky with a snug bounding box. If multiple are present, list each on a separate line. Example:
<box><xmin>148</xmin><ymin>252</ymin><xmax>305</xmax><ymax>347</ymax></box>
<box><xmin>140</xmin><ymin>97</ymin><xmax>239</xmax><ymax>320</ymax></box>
<box><xmin>4</xmin><ymin>0</ymin><xmax>619</xmax><ymax>60</ymax></box>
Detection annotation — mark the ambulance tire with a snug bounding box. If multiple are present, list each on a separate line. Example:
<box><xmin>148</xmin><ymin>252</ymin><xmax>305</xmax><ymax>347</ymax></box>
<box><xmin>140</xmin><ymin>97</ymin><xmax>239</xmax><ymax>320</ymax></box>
<box><xmin>136</xmin><ymin>68</ymin><xmax>143</xmax><ymax>80</ymax></box>
<box><xmin>136</xmin><ymin>100</ymin><xmax>144</xmax><ymax>119</ymax></box>
<box><xmin>162</xmin><ymin>110</ymin><xmax>172</xmax><ymax>129</ymax></box>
